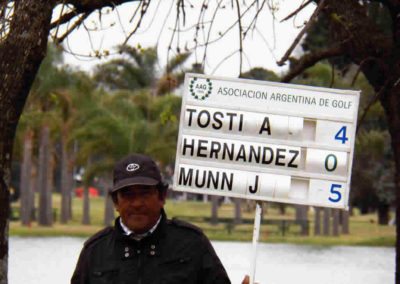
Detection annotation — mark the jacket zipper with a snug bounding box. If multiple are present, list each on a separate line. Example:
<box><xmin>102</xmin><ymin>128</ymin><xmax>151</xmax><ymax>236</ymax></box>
<box><xmin>137</xmin><ymin>249</ymin><xmax>142</xmax><ymax>284</ymax></box>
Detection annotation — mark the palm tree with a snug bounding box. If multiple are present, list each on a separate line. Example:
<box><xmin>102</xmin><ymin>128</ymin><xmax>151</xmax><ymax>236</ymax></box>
<box><xmin>19</xmin><ymin>44</ymin><xmax>79</xmax><ymax>226</ymax></box>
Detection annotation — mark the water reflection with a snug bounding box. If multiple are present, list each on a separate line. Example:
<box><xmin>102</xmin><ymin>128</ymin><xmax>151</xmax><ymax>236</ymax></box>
<box><xmin>9</xmin><ymin>237</ymin><xmax>394</xmax><ymax>284</ymax></box>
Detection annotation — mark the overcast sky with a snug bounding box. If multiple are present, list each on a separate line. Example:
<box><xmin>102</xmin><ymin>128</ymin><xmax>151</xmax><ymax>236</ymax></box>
<box><xmin>58</xmin><ymin>0</ymin><xmax>314</xmax><ymax>77</ymax></box>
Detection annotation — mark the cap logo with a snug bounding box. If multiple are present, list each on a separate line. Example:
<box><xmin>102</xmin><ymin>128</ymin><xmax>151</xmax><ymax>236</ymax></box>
<box><xmin>126</xmin><ymin>163</ymin><xmax>140</xmax><ymax>172</ymax></box>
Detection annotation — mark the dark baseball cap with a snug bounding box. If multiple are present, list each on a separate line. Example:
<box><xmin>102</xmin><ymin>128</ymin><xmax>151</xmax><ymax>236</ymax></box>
<box><xmin>111</xmin><ymin>154</ymin><xmax>162</xmax><ymax>193</ymax></box>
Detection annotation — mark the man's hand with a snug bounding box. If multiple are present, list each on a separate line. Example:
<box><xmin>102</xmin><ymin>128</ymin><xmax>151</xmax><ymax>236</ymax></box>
<box><xmin>241</xmin><ymin>275</ymin><xmax>250</xmax><ymax>284</ymax></box>
<box><xmin>241</xmin><ymin>275</ymin><xmax>259</xmax><ymax>284</ymax></box>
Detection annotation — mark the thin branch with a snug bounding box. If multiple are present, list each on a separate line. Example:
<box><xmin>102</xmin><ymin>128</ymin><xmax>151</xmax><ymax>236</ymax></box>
<box><xmin>281</xmin><ymin>44</ymin><xmax>345</xmax><ymax>82</ymax></box>
<box><xmin>329</xmin><ymin>63</ymin><xmax>335</xmax><ymax>88</ymax></box>
<box><xmin>195</xmin><ymin>0</ymin><xmax>260</xmax><ymax>49</ymax></box>
<box><xmin>243</xmin><ymin>0</ymin><xmax>267</xmax><ymax>39</ymax></box>
<box><xmin>129</xmin><ymin>0</ymin><xmax>144</xmax><ymax>23</ymax></box>
<box><xmin>211</xmin><ymin>49</ymin><xmax>239</xmax><ymax>74</ymax></box>
<box><xmin>55</xmin><ymin>13</ymin><xmax>89</xmax><ymax>44</ymax></box>
<box><xmin>50</xmin><ymin>9</ymin><xmax>79</xmax><ymax>29</ymax></box>
<box><xmin>53</xmin><ymin>2</ymin><xmax>66</xmax><ymax>40</ymax></box>
<box><xmin>122</xmin><ymin>1</ymin><xmax>151</xmax><ymax>46</ymax></box>
<box><xmin>277</xmin><ymin>0</ymin><xmax>327</xmax><ymax>66</ymax></box>
<box><xmin>235</xmin><ymin>0</ymin><xmax>243</xmax><ymax>75</ymax></box>
<box><xmin>351</xmin><ymin>57</ymin><xmax>381</xmax><ymax>86</ymax></box>
<box><xmin>280</xmin><ymin>0</ymin><xmax>313</xmax><ymax>23</ymax></box>
<box><xmin>201</xmin><ymin>0</ymin><xmax>223</xmax><ymax>70</ymax></box>
<box><xmin>356</xmin><ymin>81</ymin><xmax>389</xmax><ymax>134</ymax></box>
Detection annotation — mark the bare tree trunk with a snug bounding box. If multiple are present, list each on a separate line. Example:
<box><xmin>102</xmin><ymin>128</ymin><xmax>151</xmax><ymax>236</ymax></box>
<box><xmin>30</xmin><ymin>162</ymin><xmax>38</xmax><ymax>221</ymax></box>
<box><xmin>278</xmin><ymin>203</ymin><xmax>286</xmax><ymax>215</ymax></box>
<box><xmin>0</xmin><ymin>1</ymin><xmax>53</xmax><ymax>281</ymax></box>
<box><xmin>82</xmin><ymin>184</ymin><xmax>90</xmax><ymax>225</ymax></box>
<box><xmin>233</xmin><ymin>198</ymin><xmax>242</xmax><ymax>224</ymax></box>
<box><xmin>332</xmin><ymin>209</ymin><xmax>340</xmax><ymax>236</ymax></box>
<box><xmin>68</xmin><ymin>168</ymin><xmax>74</xmax><ymax>220</ymax></box>
<box><xmin>38</xmin><ymin>125</ymin><xmax>52</xmax><ymax>226</ymax></box>
<box><xmin>20</xmin><ymin>130</ymin><xmax>33</xmax><ymax>226</ymax></box>
<box><xmin>341</xmin><ymin>209</ymin><xmax>350</xmax><ymax>234</ymax></box>
<box><xmin>60</xmin><ymin>130</ymin><xmax>70</xmax><ymax>224</ymax></box>
<box><xmin>211</xmin><ymin>196</ymin><xmax>218</xmax><ymax>225</ymax></box>
<box><xmin>323</xmin><ymin>208</ymin><xmax>331</xmax><ymax>236</ymax></box>
<box><xmin>314</xmin><ymin>207</ymin><xmax>321</xmax><ymax>236</ymax></box>
<box><xmin>295</xmin><ymin>205</ymin><xmax>309</xmax><ymax>236</ymax></box>
<box><xmin>104</xmin><ymin>191</ymin><xmax>115</xmax><ymax>226</ymax></box>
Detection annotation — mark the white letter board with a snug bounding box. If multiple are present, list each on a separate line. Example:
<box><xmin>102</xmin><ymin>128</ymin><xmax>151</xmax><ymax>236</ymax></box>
<box><xmin>173</xmin><ymin>73</ymin><xmax>360</xmax><ymax>209</ymax></box>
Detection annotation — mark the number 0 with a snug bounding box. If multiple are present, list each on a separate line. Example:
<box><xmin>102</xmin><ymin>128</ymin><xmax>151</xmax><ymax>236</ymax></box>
<box><xmin>325</xmin><ymin>154</ymin><xmax>337</xmax><ymax>172</ymax></box>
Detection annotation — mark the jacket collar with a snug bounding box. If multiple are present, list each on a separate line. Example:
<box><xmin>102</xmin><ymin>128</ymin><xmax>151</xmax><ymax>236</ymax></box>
<box><xmin>114</xmin><ymin>209</ymin><xmax>168</xmax><ymax>242</ymax></box>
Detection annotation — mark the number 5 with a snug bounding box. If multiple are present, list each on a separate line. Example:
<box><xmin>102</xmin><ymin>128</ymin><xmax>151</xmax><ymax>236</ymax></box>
<box><xmin>328</xmin><ymin>184</ymin><xmax>342</xmax><ymax>203</ymax></box>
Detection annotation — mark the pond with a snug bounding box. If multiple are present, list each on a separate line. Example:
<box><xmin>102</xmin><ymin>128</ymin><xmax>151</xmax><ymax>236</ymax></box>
<box><xmin>9</xmin><ymin>237</ymin><xmax>394</xmax><ymax>284</ymax></box>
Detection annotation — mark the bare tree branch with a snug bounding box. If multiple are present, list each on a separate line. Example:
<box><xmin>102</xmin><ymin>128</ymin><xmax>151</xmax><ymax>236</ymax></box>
<box><xmin>66</xmin><ymin>0</ymin><xmax>141</xmax><ymax>13</ymax></box>
<box><xmin>243</xmin><ymin>0</ymin><xmax>267</xmax><ymax>38</ymax></box>
<box><xmin>201</xmin><ymin>0</ymin><xmax>224</xmax><ymax>70</ymax></box>
<box><xmin>55</xmin><ymin>13</ymin><xmax>89</xmax><ymax>44</ymax></box>
<box><xmin>50</xmin><ymin>8</ymin><xmax>80</xmax><ymax>29</ymax></box>
<box><xmin>235</xmin><ymin>0</ymin><xmax>243</xmax><ymax>75</ymax></box>
<box><xmin>356</xmin><ymin>80</ymin><xmax>390</xmax><ymax>134</ymax></box>
<box><xmin>280</xmin><ymin>0</ymin><xmax>313</xmax><ymax>23</ymax></box>
<box><xmin>277</xmin><ymin>0</ymin><xmax>326</xmax><ymax>66</ymax></box>
<box><xmin>122</xmin><ymin>0</ymin><xmax>152</xmax><ymax>46</ymax></box>
<box><xmin>281</xmin><ymin>44</ymin><xmax>345</xmax><ymax>82</ymax></box>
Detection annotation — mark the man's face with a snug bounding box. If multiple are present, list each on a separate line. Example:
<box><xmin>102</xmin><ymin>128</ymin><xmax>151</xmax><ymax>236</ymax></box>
<box><xmin>114</xmin><ymin>185</ymin><xmax>165</xmax><ymax>234</ymax></box>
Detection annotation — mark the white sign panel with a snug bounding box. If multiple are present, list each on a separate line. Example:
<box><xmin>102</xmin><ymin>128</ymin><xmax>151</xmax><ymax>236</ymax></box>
<box><xmin>173</xmin><ymin>73</ymin><xmax>360</xmax><ymax>209</ymax></box>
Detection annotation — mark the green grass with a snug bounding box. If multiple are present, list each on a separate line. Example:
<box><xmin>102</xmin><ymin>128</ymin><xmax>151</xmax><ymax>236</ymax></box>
<box><xmin>10</xmin><ymin>194</ymin><xmax>395</xmax><ymax>247</ymax></box>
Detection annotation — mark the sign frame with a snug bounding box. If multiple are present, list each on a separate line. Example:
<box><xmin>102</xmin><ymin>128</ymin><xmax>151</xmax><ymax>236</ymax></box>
<box><xmin>173</xmin><ymin>73</ymin><xmax>360</xmax><ymax>210</ymax></box>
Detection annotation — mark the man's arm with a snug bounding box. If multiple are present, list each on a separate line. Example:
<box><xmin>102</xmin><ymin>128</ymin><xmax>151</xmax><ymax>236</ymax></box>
<box><xmin>199</xmin><ymin>235</ymin><xmax>231</xmax><ymax>284</ymax></box>
<box><xmin>71</xmin><ymin>246</ymin><xmax>90</xmax><ymax>284</ymax></box>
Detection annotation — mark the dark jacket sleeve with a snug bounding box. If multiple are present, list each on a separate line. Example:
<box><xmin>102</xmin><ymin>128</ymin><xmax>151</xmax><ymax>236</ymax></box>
<box><xmin>71</xmin><ymin>246</ymin><xmax>90</xmax><ymax>284</ymax></box>
<box><xmin>199</xmin><ymin>234</ymin><xmax>231</xmax><ymax>284</ymax></box>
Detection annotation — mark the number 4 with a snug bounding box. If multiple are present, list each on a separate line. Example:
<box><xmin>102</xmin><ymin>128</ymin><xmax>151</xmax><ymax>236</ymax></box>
<box><xmin>335</xmin><ymin>126</ymin><xmax>349</xmax><ymax>144</ymax></box>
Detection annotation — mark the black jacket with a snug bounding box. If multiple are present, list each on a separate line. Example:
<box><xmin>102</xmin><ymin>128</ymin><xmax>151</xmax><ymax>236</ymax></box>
<box><xmin>71</xmin><ymin>210</ymin><xmax>231</xmax><ymax>284</ymax></box>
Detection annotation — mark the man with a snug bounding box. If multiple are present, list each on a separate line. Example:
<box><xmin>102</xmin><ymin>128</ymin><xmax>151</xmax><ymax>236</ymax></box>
<box><xmin>71</xmin><ymin>153</ymin><xmax>247</xmax><ymax>284</ymax></box>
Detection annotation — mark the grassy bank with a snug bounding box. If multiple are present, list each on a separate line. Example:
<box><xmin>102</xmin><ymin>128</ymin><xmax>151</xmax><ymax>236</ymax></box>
<box><xmin>10</xmin><ymin>194</ymin><xmax>395</xmax><ymax>247</ymax></box>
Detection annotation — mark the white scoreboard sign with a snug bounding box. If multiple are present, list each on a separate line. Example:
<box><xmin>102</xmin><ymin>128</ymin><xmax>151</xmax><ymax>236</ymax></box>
<box><xmin>173</xmin><ymin>73</ymin><xmax>360</xmax><ymax>209</ymax></box>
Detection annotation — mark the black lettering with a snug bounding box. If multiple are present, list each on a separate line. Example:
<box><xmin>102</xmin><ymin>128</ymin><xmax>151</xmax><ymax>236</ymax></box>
<box><xmin>221</xmin><ymin>172</ymin><xmax>234</xmax><ymax>191</ymax></box>
<box><xmin>186</xmin><ymin>108</ymin><xmax>197</xmax><ymax>126</ymax></box>
<box><xmin>288</xmin><ymin>150</ymin><xmax>299</xmax><ymax>168</ymax></box>
<box><xmin>210</xmin><ymin>141</ymin><xmax>221</xmax><ymax>159</ymax></box>
<box><xmin>249</xmin><ymin>145</ymin><xmax>261</xmax><ymax>163</ymax></box>
<box><xmin>275</xmin><ymin>148</ymin><xmax>286</xmax><ymax>166</ymax></box>
<box><xmin>197</xmin><ymin>139</ymin><xmax>208</xmax><ymax>157</ymax></box>
<box><xmin>262</xmin><ymin>147</ymin><xmax>274</xmax><ymax>164</ymax></box>
<box><xmin>226</xmin><ymin>112</ymin><xmax>237</xmax><ymax>130</ymax></box>
<box><xmin>259</xmin><ymin>117</ymin><xmax>271</xmax><ymax>135</ymax></box>
<box><xmin>222</xmin><ymin>143</ymin><xmax>235</xmax><ymax>160</ymax></box>
<box><xmin>239</xmin><ymin>114</ymin><xmax>243</xmax><ymax>131</ymax></box>
<box><xmin>248</xmin><ymin>175</ymin><xmax>259</xmax><ymax>194</ymax></box>
<box><xmin>212</xmin><ymin>112</ymin><xmax>223</xmax><ymax>129</ymax></box>
<box><xmin>236</xmin><ymin>144</ymin><xmax>247</xmax><ymax>162</ymax></box>
<box><xmin>178</xmin><ymin>167</ymin><xmax>193</xmax><ymax>186</ymax></box>
<box><xmin>207</xmin><ymin>171</ymin><xmax>219</xmax><ymax>189</ymax></box>
<box><xmin>195</xmin><ymin>169</ymin><xmax>206</xmax><ymax>187</ymax></box>
<box><xmin>197</xmin><ymin>110</ymin><xmax>210</xmax><ymax>128</ymax></box>
<box><xmin>182</xmin><ymin>138</ymin><xmax>195</xmax><ymax>156</ymax></box>
<box><xmin>325</xmin><ymin>154</ymin><xmax>337</xmax><ymax>172</ymax></box>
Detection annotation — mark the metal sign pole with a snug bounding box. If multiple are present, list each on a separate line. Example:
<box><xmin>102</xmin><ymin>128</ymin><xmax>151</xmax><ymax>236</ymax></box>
<box><xmin>250</xmin><ymin>201</ymin><xmax>263</xmax><ymax>284</ymax></box>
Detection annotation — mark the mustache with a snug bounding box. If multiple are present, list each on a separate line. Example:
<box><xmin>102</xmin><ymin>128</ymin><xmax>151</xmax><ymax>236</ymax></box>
<box><xmin>126</xmin><ymin>210</ymin><xmax>148</xmax><ymax>215</ymax></box>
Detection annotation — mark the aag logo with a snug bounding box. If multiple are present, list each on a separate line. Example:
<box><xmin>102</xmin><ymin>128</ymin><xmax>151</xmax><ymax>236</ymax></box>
<box><xmin>189</xmin><ymin>77</ymin><xmax>212</xmax><ymax>100</ymax></box>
